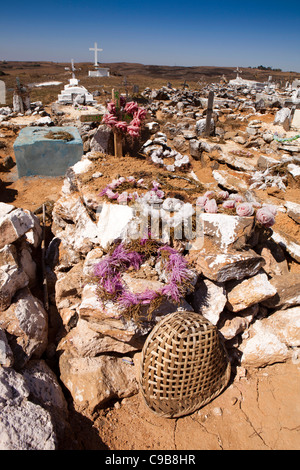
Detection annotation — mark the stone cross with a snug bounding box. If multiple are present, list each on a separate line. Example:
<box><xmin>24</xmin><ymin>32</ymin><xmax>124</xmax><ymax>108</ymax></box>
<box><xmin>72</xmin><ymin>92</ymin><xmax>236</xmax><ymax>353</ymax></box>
<box><xmin>89</xmin><ymin>42</ymin><xmax>103</xmax><ymax>67</ymax></box>
<box><xmin>0</xmin><ymin>80</ymin><xmax>5</xmax><ymax>105</ymax></box>
<box><xmin>204</xmin><ymin>91</ymin><xmax>214</xmax><ymax>137</ymax></box>
<box><xmin>71</xmin><ymin>59</ymin><xmax>76</xmax><ymax>79</ymax></box>
<box><xmin>235</xmin><ymin>67</ymin><xmax>242</xmax><ymax>79</ymax></box>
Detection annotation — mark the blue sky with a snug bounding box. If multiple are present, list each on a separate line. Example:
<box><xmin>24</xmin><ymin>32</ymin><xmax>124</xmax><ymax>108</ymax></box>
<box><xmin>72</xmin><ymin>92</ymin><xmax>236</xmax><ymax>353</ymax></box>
<box><xmin>0</xmin><ymin>0</ymin><xmax>299</xmax><ymax>72</ymax></box>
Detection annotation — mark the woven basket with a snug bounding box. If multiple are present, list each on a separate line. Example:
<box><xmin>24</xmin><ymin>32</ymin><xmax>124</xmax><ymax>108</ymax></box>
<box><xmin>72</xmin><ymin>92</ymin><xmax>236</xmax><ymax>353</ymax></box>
<box><xmin>139</xmin><ymin>311</ymin><xmax>231</xmax><ymax>418</ymax></box>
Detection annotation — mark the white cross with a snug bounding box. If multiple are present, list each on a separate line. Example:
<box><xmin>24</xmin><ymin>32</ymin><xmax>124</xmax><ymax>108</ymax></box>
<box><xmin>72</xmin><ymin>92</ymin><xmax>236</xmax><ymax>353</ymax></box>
<box><xmin>89</xmin><ymin>42</ymin><xmax>103</xmax><ymax>67</ymax></box>
<box><xmin>235</xmin><ymin>67</ymin><xmax>242</xmax><ymax>78</ymax></box>
<box><xmin>71</xmin><ymin>59</ymin><xmax>76</xmax><ymax>78</ymax></box>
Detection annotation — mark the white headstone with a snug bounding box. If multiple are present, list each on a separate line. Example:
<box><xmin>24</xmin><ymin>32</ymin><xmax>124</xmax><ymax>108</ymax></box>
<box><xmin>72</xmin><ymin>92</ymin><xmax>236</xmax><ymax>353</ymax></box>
<box><xmin>292</xmin><ymin>109</ymin><xmax>300</xmax><ymax>131</ymax></box>
<box><xmin>0</xmin><ymin>80</ymin><xmax>6</xmax><ymax>105</ymax></box>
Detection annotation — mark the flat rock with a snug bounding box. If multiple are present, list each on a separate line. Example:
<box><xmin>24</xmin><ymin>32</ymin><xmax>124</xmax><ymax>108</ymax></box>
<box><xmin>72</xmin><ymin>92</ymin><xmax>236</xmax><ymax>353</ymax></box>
<box><xmin>285</xmin><ymin>201</ymin><xmax>300</xmax><ymax>224</ymax></box>
<box><xmin>262</xmin><ymin>273</ymin><xmax>300</xmax><ymax>309</ymax></box>
<box><xmin>59</xmin><ymin>352</ymin><xmax>139</xmax><ymax>412</ymax></box>
<box><xmin>78</xmin><ymin>283</ymin><xmax>192</xmax><ymax>345</ymax></box>
<box><xmin>226</xmin><ymin>272</ymin><xmax>277</xmax><ymax>312</ymax></box>
<box><xmin>271</xmin><ymin>229</ymin><xmax>300</xmax><ymax>262</ymax></box>
<box><xmin>213</xmin><ymin>169</ymin><xmax>249</xmax><ymax>192</ymax></box>
<box><xmin>189</xmin><ymin>249</ymin><xmax>265</xmax><ymax>283</ymax></box>
<box><xmin>240</xmin><ymin>306</ymin><xmax>300</xmax><ymax>367</ymax></box>
<box><xmin>57</xmin><ymin>318</ymin><xmax>138</xmax><ymax>357</ymax></box>
<box><xmin>220</xmin><ymin>152</ymin><xmax>257</xmax><ymax>172</ymax></box>
<box><xmin>200</xmin><ymin>213</ymin><xmax>255</xmax><ymax>251</ymax></box>
<box><xmin>240</xmin><ymin>320</ymin><xmax>290</xmax><ymax>368</ymax></box>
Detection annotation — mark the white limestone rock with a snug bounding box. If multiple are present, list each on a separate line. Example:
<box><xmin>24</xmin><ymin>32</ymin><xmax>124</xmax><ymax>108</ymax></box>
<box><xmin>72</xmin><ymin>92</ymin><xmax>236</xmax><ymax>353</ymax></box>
<box><xmin>96</xmin><ymin>202</ymin><xmax>135</xmax><ymax>250</ymax></box>
<box><xmin>213</xmin><ymin>169</ymin><xmax>249</xmax><ymax>192</ymax></box>
<box><xmin>0</xmin><ymin>208</ymin><xmax>37</xmax><ymax>249</ymax></box>
<box><xmin>285</xmin><ymin>200</ymin><xmax>300</xmax><ymax>224</ymax></box>
<box><xmin>262</xmin><ymin>273</ymin><xmax>300</xmax><ymax>309</ymax></box>
<box><xmin>190</xmin><ymin>249</ymin><xmax>265</xmax><ymax>283</ymax></box>
<box><xmin>0</xmin><ymin>367</ymin><xmax>57</xmax><ymax>450</ymax></box>
<box><xmin>240</xmin><ymin>321</ymin><xmax>290</xmax><ymax>368</ymax></box>
<box><xmin>240</xmin><ymin>306</ymin><xmax>300</xmax><ymax>367</ymax></box>
<box><xmin>196</xmin><ymin>118</ymin><xmax>214</xmax><ymax>136</ymax></box>
<box><xmin>226</xmin><ymin>272</ymin><xmax>277</xmax><ymax>312</ymax></box>
<box><xmin>192</xmin><ymin>278</ymin><xmax>227</xmax><ymax>325</ymax></box>
<box><xmin>0</xmin><ymin>327</ymin><xmax>14</xmax><ymax>367</ymax></box>
<box><xmin>0</xmin><ymin>288</ymin><xmax>48</xmax><ymax>368</ymax></box>
<box><xmin>57</xmin><ymin>318</ymin><xmax>137</xmax><ymax>357</ymax></box>
<box><xmin>0</xmin><ymin>256</ymin><xmax>29</xmax><ymax>311</ymax></box>
<box><xmin>271</xmin><ymin>230</ymin><xmax>300</xmax><ymax>262</ymax></box>
<box><xmin>0</xmin><ymin>202</ymin><xmax>15</xmax><ymax>219</ymax></box>
<box><xmin>59</xmin><ymin>353</ymin><xmax>139</xmax><ymax>413</ymax></box>
<box><xmin>199</xmin><ymin>213</ymin><xmax>255</xmax><ymax>251</ymax></box>
<box><xmin>273</xmin><ymin>107</ymin><xmax>291</xmax><ymax>131</ymax></box>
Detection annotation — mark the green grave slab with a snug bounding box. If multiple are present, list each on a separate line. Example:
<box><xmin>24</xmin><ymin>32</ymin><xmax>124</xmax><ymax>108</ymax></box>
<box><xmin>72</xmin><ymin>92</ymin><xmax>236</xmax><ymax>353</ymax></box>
<box><xmin>13</xmin><ymin>126</ymin><xmax>83</xmax><ymax>177</ymax></box>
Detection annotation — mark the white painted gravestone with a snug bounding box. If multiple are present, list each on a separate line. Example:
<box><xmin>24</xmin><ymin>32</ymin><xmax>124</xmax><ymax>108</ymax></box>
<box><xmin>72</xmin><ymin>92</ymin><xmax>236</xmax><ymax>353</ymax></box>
<box><xmin>58</xmin><ymin>59</ymin><xmax>96</xmax><ymax>105</ymax></box>
<box><xmin>0</xmin><ymin>81</ymin><xmax>6</xmax><ymax>105</ymax></box>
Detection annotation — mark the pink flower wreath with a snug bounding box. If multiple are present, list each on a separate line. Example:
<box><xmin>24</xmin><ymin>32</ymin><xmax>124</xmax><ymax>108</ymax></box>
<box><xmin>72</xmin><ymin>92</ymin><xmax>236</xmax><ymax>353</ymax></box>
<box><xmin>93</xmin><ymin>239</ymin><xmax>195</xmax><ymax>323</ymax></box>
<box><xmin>102</xmin><ymin>97</ymin><xmax>147</xmax><ymax>138</ymax></box>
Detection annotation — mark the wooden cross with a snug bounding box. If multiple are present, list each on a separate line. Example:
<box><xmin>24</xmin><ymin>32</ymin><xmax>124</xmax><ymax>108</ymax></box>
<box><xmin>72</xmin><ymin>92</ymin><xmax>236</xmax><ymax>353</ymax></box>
<box><xmin>111</xmin><ymin>88</ymin><xmax>123</xmax><ymax>158</ymax></box>
<box><xmin>204</xmin><ymin>91</ymin><xmax>214</xmax><ymax>137</ymax></box>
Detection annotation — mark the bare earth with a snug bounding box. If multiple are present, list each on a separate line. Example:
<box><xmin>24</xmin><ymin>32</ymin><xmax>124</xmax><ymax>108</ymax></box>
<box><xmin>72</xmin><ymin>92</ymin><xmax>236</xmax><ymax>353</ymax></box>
<box><xmin>67</xmin><ymin>362</ymin><xmax>299</xmax><ymax>451</ymax></box>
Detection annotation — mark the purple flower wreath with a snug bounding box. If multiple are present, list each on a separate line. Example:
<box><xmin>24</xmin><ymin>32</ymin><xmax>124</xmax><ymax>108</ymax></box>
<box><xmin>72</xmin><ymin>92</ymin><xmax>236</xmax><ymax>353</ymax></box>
<box><xmin>93</xmin><ymin>240</ymin><xmax>194</xmax><ymax>323</ymax></box>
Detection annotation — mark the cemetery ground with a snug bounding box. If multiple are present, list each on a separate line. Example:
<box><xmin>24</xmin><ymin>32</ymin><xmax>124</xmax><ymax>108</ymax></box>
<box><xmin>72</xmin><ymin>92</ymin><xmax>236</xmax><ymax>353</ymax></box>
<box><xmin>0</xmin><ymin>63</ymin><xmax>300</xmax><ymax>450</ymax></box>
<box><xmin>1</xmin><ymin>60</ymin><xmax>300</xmax><ymax>107</ymax></box>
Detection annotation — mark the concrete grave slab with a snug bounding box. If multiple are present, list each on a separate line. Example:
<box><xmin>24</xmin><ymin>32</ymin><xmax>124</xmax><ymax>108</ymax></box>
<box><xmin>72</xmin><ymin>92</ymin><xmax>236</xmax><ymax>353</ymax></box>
<box><xmin>13</xmin><ymin>126</ymin><xmax>83</xmax><ymax>177</ymax></box>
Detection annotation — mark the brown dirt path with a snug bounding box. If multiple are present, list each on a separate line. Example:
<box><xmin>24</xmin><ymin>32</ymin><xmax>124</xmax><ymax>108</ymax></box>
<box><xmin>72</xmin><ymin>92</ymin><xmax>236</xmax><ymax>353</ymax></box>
<box><xmin>66</xmin><ymin>362</ymin><xmax>299</xmax><ymax>450</ymax></box>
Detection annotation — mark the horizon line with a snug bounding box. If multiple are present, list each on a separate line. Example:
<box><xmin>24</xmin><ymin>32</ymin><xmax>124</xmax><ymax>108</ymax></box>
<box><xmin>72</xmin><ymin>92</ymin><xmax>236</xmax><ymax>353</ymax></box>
<box><xmin>1</xmin><ymin>60</ymin><xmax>299</xmax><ymax>74</ymax></box>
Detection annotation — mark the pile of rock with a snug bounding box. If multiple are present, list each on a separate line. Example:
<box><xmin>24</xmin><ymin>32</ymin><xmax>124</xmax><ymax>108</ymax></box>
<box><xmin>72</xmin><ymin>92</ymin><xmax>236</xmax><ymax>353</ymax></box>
<box><xmin>0</xmin><ymin>102</ymin><xmax>54</xmax><ymax>128</ymax></box>
<box><xmin>45</xmin><ymin>152</ymin><xmax>300</xmax><ymax>417</ymax></box>
<box><xmin>0</xmin><ymin>202</ymin><xmax>70</xmax><ymax>450</ymax></box>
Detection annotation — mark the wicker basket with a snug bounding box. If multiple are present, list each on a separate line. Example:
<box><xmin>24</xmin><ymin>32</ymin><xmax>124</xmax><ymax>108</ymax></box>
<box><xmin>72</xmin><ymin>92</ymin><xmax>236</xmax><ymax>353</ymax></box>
<box><xmin>139</xmin><ymin>311</ymin><xmax>231</xmax><ymax>418</ymax></box>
